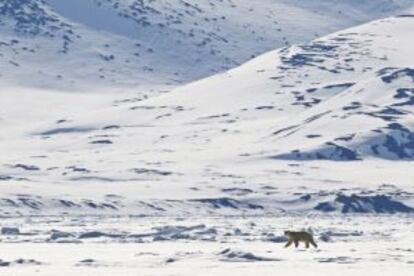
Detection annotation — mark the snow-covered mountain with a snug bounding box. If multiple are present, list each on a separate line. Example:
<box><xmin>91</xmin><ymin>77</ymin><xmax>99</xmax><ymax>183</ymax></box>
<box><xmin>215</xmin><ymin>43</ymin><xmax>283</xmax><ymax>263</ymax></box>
<box><xmin>1</xmin><ymin>14</ymin><xmax>414</xmax><ymax>216</ymax></box>
<box><xmin>2</xmin><ymin>3</ymin><xmax>414</xmax><ymax>275</ymax></box>
<box><xmin>0</xmin><ymin>0</ymin><xmax>413</xmax><ymax>90</ymax></box>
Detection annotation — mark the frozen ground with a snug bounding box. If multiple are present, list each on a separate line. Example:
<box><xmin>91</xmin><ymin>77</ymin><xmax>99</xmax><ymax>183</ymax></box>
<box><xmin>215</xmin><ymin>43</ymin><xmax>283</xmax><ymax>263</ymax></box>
<box><xmin>0</xmin><ymin>215</ymin><xmax>413</xmax><ymax>275</ymax></box>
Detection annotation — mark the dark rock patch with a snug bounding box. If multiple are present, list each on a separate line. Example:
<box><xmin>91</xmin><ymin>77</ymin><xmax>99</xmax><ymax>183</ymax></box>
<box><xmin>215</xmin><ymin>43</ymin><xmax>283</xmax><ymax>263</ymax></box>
<box><xmin>218</xmin><ymin>248</ymin><xmax>281</xmax><ymax>262</ymax></box>
<box><xmin>89</xmin><ymin>139</ymin><xmax>113</xmax><ymax>144</ymax></box>
<box><xmin>131</xmin><ymin>168</ymin><xmax>172</xmax><ymax>176</ymax></box>
<box><xmin>190</xmin><ymin>197</ymin><xmax>263</xmax><ymax>210</ymax></box>
<box><xmin>315</xmin><ymin>194</ymin><xmax>414</xmax><ymax>214</ymax></box>
<box><xmin>1</xmin><ymin>227</ymin><xmax>19</xmax><ymax>235</ymax></box>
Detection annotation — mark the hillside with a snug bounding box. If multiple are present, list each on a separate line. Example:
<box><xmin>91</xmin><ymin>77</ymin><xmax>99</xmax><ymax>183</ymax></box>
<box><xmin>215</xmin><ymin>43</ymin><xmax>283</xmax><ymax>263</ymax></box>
<box><xmin>1</xmin><ymin>15</ymin><xmax>414</xmax><ymax>216</ymax></box>
<box><xmin>0</xmin><ymin>0</ymin><xmax>413</xmax><ymax>91</ymax></box>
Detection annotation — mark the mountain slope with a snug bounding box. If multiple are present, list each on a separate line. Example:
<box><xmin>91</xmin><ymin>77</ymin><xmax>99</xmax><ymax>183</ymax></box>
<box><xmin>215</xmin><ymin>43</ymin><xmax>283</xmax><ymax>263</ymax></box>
<box><xmin>81</xmin><ymin>14</ymin><xmax>414</xmax><ymax>162</ymax></box>
<box><xmin>1</xmin><ymin>15</ymin><xmax>414</xmax><ymax>216</ymax></box>
<box><xmin>0</xmin><ymin>0</ymin><xmax>413</xmax><ymax>91</ymax></box>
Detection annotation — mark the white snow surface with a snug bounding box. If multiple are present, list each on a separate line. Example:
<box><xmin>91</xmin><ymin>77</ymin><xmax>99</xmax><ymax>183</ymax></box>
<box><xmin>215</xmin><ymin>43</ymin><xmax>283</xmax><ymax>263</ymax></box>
<box><xmin>1</xmin><ymin>3</ymin><xmax>414</xmax><ymax>276</ymax></box>
<box><xmin>1</xmin><ymin>14</ymin><xmax>414</xmax><ymax>215</ymax></box>
<box><xmin>0</xmin><ymin>215</ymin><xmax>413</xmax><ymax>276</ymax></box>
<box><xmin>0</xmin><ymin>0</ymin><xmax>413</xmax><ymax>90</ymax></box>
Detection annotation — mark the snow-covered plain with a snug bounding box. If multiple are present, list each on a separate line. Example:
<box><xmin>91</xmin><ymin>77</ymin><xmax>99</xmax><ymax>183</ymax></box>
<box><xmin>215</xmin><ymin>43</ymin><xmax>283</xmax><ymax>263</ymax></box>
<box><xmin>0</xmin><ymin>215</ymin><xmax>413</xmax><ymax>276</ymax></box>
<box><xmin>1</xmin><ymin>1</ymin><xmax>414</xmax><ymax>275</ymax></box>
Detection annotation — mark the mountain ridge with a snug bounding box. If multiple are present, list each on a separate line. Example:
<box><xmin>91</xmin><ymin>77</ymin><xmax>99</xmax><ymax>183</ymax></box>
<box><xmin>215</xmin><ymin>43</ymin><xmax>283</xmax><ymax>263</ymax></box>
<box><xmin>1</xmin><ymin>0</ymin><xmax>413</xmax><ymax>91</ymax></box>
